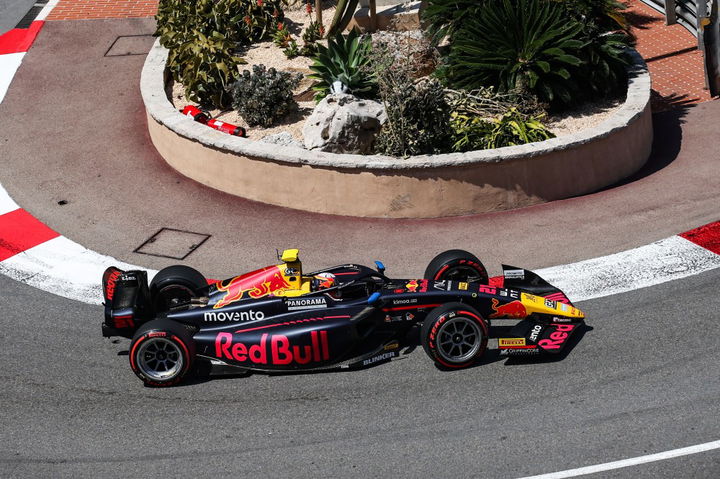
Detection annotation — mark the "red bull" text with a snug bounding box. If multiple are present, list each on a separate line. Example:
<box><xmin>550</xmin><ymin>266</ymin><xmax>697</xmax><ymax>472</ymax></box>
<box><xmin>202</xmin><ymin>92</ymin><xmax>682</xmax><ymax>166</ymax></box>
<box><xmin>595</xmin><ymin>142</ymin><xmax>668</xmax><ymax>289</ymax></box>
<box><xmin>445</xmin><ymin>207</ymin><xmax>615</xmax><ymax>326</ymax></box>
<box><xmin>215</xmin><ymin>331</ymin><xmax>330</xmax><ymax>365</ymax></box>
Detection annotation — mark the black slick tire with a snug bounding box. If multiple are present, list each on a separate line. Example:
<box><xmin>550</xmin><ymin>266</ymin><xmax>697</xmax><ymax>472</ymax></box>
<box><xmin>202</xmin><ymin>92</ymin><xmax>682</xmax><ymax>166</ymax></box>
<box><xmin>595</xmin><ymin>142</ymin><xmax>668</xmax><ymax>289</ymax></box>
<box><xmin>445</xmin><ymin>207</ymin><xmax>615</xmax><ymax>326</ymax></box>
<box><xmin>424</xmin><ymin>249</ymin><xmax>489</xmax><ymax>284</ymax></box>
<box><xmin>129</xmin><ymin>319</ymin><xmax>196</xmax><ymax>387</ymax></box>
<box><xmin>150</xmin><ymin>265</ymin><xmax>207</xmax><ymax>312</ymax></box>
<box><xmin>421</xmin><ymin>303</ymin><xmax>488</xmax><ymax>369</ymax></box>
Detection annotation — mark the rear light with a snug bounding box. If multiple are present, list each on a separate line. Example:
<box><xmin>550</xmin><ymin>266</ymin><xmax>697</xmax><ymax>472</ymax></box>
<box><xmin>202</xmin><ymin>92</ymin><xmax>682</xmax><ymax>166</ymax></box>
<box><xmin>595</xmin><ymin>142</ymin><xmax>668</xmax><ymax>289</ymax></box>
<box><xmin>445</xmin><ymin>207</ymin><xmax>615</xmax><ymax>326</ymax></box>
<box><xmin>112</xmin><ymin>313</ymin><xmax>134</xmax><ymax>329</ymax></box>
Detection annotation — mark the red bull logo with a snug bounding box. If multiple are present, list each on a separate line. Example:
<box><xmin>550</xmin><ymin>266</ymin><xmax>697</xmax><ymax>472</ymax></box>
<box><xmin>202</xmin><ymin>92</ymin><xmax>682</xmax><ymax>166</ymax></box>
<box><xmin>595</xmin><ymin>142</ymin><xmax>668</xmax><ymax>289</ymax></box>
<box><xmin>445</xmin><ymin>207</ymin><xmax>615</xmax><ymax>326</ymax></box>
<box><xmin>489</xmin><ymin>299</ymin><xmax>527</xmax><ymax>319</ymax></box>
<box><xmin>405</xmin><ymin>280</ymin><xmax>428</xmax><ymax>293</ymax></box>
<box><xmin>214</xmin><ymin>266</ymin><xmax>291</xmax><ymax>309</ymax></box>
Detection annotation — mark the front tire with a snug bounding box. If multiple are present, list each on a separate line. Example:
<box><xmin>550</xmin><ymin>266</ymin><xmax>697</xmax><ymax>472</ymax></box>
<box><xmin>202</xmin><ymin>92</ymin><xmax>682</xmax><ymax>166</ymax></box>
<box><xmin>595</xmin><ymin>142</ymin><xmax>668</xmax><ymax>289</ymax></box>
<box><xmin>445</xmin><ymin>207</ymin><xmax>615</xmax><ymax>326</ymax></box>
<box><xmin>129</xmin><ymin>319</ymin><xmax>195</xmax><ymax>387</ymax></box>
<box><xmin>424</xmin><ymin>249</ymin><xmax>489</xmax><ymax>284</ymax></box>
<box><xmin>421</xmin><ymin>303</ymin><xmax>488</xmax><ymax>369</ymax></box>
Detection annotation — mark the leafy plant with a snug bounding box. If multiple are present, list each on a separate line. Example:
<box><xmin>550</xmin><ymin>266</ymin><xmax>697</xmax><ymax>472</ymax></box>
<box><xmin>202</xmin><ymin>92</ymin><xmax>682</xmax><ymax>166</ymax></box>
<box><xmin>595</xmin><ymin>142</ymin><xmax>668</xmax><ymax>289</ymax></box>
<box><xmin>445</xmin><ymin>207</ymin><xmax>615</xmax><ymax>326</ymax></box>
<box><xmin>156</xmin><ymin>0</ymin><xmax>285</xmax><ymax>48</ymax></box>
<box><xmin>273</xmin><ymin>22</ymin><xmax>293</xmax><ymax>48</ymax></box>
<box><xmin>284</xmin><ymin>39</ymin><xmax>300</xmax><ymax>58</ymax></box>
<box><xmin>450</xmin><ymin>108</ymin><xmax>554</xmax><ymax>151</ymax></box>
<box><xmin>575</xmin><ymin>28</ymin><xmax>631</xmax><ymax>98</ymax></box>
<box><xmin>374</xmin><ymin>62</ymin><xmax>451</xmax><ymax>157</ymax></box>
<box><xmin>421</xmin><ymin>0</ymin><xmax>486</xmax><ymax>45</ymax></box>
<box><xmin>230</xmin><ymin>64</ymin><xmax>302</xmax><ymax>127</ymax></box>
<box><xmin>327</xmin><ymin>0</ymin><xmax>359</xmax><ymax>36</ymax></box>
<box><xmin>170</xmin><ymin>30</ymin><xmax>244</xmax><ymax>109</ymax></box>
<box><xmin>439</xmin><ymin>0</ymin><xmax>586</xmax><ymax>106</ymax></box>
<box><xmin>300</xmin><ymin>20</ymin><xmax>324</xmax><ymax>56</ymax></box>
<box><xmin>309</xmin><ymin>30</ymin><xmax>377</xmax><ymax>102</ymax></box>
<box><xmin>560</xmin><ymin>0</ymin><xmax>630</xmax><ymax>32</ymax></box>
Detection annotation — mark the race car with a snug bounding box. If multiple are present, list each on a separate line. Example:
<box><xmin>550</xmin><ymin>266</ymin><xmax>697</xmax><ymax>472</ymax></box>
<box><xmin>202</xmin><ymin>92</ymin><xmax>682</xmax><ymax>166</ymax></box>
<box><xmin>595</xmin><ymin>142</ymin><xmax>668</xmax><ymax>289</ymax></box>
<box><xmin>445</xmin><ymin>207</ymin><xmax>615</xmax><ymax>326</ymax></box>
<box><xmin>101</xmin><ymin>249</ymin><xmax>586</xmax><ymax>387</ymax></box>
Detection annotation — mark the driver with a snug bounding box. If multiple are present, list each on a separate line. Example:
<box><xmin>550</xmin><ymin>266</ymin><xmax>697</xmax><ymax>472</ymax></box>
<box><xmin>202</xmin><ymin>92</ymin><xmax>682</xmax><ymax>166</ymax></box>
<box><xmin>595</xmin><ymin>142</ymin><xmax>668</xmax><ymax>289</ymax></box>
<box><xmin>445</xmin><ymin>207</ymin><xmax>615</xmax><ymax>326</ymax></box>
<box><xmin>311</xmin><ymin>272</ymin><xmax>336</xmax><ymax>291</ymax></box>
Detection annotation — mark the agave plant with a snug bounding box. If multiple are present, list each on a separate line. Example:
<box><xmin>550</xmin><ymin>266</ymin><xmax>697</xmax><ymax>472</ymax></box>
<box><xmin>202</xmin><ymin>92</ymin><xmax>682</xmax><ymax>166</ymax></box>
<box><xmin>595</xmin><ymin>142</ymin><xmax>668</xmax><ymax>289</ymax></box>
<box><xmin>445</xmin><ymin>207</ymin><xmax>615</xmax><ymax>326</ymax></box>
<box><xmin>309</xmin><ymin>30</ymin><xmax>377</xmax><ymax>102</ymax></box>
<box><xmin>440</xmin><ymin>0</ymin><xmax>586</xmax><ymax>105</ymax></box>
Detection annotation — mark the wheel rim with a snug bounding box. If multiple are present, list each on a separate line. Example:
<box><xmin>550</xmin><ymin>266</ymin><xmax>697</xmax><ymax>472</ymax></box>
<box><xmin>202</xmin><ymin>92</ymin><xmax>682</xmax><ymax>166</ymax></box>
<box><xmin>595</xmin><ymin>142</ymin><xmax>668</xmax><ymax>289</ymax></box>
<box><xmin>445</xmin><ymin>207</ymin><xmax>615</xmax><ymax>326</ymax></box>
<box><xmin>155</xmin><ymin>284</ymin><xmax>194</xmax><ymax>311</ymax></box>
<box><xmin>436</xmin><ymin>316</ymin><xmax>483</xmax><ymax>364</ymax></box>
<box><xmin>443</xmin><ymin>265</ymin><xmax>486</xmax><ymax>283</ymax></box>
<box><xmin>136</xmin><ymin>337</ymin><xmax>184</xmax><ymax>381</ymax></box>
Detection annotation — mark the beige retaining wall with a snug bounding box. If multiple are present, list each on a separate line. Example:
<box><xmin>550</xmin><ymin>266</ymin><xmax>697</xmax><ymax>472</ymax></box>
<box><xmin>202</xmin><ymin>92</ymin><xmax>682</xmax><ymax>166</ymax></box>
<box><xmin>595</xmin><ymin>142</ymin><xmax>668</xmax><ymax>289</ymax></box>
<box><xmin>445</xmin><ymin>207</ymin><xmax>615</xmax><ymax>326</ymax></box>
<box><xmin>141</xmin><ymin>40</ymin><xmax>653</xmax><ymax>218</ymax></box>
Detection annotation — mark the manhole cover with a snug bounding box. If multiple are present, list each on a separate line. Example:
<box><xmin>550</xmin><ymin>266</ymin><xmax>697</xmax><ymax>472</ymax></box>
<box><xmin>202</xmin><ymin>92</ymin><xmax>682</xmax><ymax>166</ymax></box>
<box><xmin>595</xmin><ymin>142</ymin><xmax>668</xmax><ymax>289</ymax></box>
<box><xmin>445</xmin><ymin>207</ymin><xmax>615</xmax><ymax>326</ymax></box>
<box><xmin>134</xmin><ymin>228</ymin><xmax>211</xmax><ymax>260</ymax></box>
<box><xmin>105</xmin><ymin>35</ymin><xmax>155</xmax><ymax>57</ymax></box>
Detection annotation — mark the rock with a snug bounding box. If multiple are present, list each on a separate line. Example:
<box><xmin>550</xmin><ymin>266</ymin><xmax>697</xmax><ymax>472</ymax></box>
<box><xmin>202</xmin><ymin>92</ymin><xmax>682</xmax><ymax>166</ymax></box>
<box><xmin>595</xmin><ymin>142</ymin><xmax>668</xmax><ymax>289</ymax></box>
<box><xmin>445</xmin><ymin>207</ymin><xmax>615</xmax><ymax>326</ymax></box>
<box><xmin>259</xmin><ymin>132</ymin><xmax>303</xmax><ymax>149</ymax></box>
<box><xmin>303</xmin><ymin>94</ymin><xmax>387</xmax><ymax>154</ymax></box>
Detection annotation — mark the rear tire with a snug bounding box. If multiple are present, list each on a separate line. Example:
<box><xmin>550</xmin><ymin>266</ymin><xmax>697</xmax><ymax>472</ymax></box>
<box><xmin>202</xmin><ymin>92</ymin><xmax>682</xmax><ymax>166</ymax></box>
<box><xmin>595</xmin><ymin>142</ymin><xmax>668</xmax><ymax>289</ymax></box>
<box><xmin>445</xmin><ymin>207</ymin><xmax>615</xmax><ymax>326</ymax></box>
<box><xmin>421</xmin><ymin>303</ymin><xmax>488</xmax><ymax>369</ymax></box>
<box><xmin>150</xmin><ymin>265</ymin><xmax>207</xmax><ymax>312</ymax></box>
<box><xmin>129</xmin><ymin>319</ymin><xmax>195</xmax><ymax>387</ymax></box>
<box><xmin>424</xmin><ymin>250</ymin><xmax>489</xmax><ymax>284</ymax></box>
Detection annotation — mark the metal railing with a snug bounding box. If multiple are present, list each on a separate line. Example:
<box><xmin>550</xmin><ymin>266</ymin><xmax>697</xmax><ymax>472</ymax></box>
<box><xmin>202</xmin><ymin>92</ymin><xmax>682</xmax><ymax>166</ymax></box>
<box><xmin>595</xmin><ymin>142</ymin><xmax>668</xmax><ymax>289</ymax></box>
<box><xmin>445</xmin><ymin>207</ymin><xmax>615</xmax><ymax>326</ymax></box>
<box><xmin>639</xmin><ymin>0</ymin><xmax>719</xmax><ymax>96</ymax></box>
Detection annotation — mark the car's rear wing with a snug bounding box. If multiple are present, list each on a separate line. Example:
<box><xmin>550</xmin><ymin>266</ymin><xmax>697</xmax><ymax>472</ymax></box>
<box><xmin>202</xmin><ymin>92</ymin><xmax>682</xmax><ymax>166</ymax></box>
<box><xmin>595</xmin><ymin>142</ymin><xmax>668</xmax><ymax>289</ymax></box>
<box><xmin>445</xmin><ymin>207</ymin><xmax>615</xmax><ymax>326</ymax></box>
<box><xmin>101</xmin><ymin>267</ymin><xmax>152</xmax><ymax>338</ymax></box>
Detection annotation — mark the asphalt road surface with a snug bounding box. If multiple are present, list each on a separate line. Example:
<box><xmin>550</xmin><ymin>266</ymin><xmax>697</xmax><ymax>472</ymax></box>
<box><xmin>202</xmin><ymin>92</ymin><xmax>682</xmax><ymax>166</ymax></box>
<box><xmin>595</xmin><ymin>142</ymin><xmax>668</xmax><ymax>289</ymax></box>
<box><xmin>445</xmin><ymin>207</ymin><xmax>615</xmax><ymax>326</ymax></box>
<box><xmin>0</xmin><ymin>0</ymin><xmax>36</xmax><ymax>34</ymax></box>
<box><xmin>1</xmin><ymin>269</ymin><xmax>718</xmax><ymax>478</ymax></box>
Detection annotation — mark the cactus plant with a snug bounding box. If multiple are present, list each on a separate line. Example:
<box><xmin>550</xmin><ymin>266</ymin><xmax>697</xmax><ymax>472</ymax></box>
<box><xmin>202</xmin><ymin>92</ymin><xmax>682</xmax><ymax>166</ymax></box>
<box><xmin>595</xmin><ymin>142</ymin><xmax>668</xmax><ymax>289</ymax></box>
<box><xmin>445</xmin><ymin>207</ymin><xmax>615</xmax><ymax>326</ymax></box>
<box><xmin>327</xmin><ymin>0</ymin><xmax>359</xmax><ymax>36</ymax></box>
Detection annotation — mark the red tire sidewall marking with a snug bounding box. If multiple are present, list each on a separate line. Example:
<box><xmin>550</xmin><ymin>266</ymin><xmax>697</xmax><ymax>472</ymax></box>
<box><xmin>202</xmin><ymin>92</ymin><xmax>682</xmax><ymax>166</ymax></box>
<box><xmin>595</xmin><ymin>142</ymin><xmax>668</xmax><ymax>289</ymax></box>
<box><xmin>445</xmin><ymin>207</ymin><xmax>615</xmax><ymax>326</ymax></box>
<box><xmin>129</xmin><ymin>331</ymin><xmax>191</xmax><ymax>386</ymax></box>
<box><xmin>428</xmin><ymin>310</ymin><xmax>488</xmax><ymax>369</ymax></box>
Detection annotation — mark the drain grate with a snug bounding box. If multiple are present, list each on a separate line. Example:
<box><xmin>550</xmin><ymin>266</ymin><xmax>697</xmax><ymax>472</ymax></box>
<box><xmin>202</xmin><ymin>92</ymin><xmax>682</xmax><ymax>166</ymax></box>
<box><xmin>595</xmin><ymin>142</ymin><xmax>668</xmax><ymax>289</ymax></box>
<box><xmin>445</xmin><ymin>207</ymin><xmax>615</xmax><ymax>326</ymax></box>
<box><xmin>15</xmin><ymin>2</ymin><xmax>48</xmax><ymax>29</ymax></box>
<box><xmin>104</xmin><ymin>35</ymin><xmax>156</xmax><ymax>57</ymax></box>
<box><xmin>134</xmin><ymin>228</ymin><xmax>211</xmax><ymax>260</ymax></box>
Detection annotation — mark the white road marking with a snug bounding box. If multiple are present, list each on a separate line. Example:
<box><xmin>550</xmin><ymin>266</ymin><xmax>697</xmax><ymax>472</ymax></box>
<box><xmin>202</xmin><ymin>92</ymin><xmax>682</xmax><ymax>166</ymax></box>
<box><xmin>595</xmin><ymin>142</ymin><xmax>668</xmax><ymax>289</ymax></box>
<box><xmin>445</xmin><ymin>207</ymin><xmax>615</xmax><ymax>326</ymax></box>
<box><xmin>35</xmin><ymin>0</ymin><xmax>60</xmax><ymax>21</ymax></box>
<box><xmin>518</xmin><ymin>439</ymin><xmax>720</xmax><ymax>478</ymax></box>
<box><xmin>0</xmin><ymin>187</ymin><xmax>20</xmax><ymax>216</ymax></box>
<box><xmin>0</xmin><ymin>52</ymin><xmax>26</xmax><ymax>103</ymax></box>
<box><xmin>0</xmin><ymin>236</ymin><xmax>157</xmax><ymax>304</ymax></box>
<box><xmin>536</xmin><ymin>235</ymin><xmax>720</xmax><ymax>302</ymax></box>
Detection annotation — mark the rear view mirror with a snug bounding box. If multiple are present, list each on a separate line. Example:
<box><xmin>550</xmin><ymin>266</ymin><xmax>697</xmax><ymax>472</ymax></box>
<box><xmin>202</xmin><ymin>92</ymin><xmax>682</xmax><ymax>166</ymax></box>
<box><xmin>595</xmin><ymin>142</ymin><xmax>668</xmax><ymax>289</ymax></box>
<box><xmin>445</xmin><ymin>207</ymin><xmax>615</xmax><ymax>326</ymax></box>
<box><xmin>368</xmin><ymin>292</ymin><xmax>381</xmax><ymax>306</ymax></box>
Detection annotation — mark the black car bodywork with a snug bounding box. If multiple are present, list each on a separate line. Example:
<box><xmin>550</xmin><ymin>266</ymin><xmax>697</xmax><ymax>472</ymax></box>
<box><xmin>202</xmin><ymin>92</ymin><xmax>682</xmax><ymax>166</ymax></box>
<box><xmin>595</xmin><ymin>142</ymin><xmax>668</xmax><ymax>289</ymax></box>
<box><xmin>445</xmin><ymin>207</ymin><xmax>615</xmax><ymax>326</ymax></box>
<box><xmin>102</xmin><ymin>250</ymin><xmax>586</xmax><ymax>386</ymax></box>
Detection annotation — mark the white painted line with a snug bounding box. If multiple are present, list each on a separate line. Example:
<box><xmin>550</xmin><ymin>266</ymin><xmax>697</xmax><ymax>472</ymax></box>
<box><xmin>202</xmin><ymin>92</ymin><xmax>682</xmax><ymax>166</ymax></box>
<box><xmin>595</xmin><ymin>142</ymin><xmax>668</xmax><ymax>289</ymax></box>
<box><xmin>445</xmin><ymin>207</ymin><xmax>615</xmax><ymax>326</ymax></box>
<box><xmin>0</xmin><ymin>187</ymin><xmax>20</xmax><ymax>216</ymax></box>
<box><xmin>35</xmin><ymin>0</ymin><xmax>60</xmax><ymax>21</ymax></box>
<box><xmin>537</xmin><ymin>235</ymin><xmax>720</xmax><ymax>302</ymax></box>
<box><xmin>0</xmin><ymin>52</ymin><xmax>25</xmax><ymax>103</ymax></box>
<box><xmin>518</xmin><ymin>439</ymin><xmax>720</xmax><ymax>478</ymax></box>
<box><xmin>0</xmin><ymin>236</ymin><xmax>157</xmax><ymax>304</ymax></box>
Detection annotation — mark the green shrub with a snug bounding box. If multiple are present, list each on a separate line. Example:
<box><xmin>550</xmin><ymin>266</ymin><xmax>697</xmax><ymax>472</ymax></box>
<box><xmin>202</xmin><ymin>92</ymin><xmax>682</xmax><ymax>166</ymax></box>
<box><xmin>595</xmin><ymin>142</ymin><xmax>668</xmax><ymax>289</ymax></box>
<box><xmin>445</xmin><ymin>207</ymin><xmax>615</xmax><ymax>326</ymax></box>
<box><xmin>171</xmin><ymin>31</ymin><xmax>244</xmax><ymax>109</ymax></box>
<box><xmin>156</xmin><ymin>0</ymin><xmax>285</xmax><ymax>48</ymax></box>
<box><xmin>576</xmin><ymin>28</ymin><xmax>631</xmax><ymax>98</ymax></box>
<box><xmin>156</xmin><ymin>0</ymin><xmax>286</xmax><ymax>109</ymax></box>
<box><xmin>374</xmin><ymin>70</ymin><xmax>451</xmax><ymax>156</ymax></box>
<box><xmin>421</xmin><ymin>0</ymin><xmax>486</xmax><ymax>45</ymax></box>
<box><xmin>309</xmin><ymin>30</ymin><xmax>377</xmax><ymax>102</ymax></box>
<box><xmin>439</xmin><ymin>0</ymin><xmax>586</xmax><ymax>106</ymax></box>
<box><xmin>230</xmin><ymin>64</ymin><xmax>302</xmax><ymax>127</ymax></box>
<box><xmin>560</xmin><ymin>0</ymin><xmax>630</xmax><ymax>32</ymax></box>
<box><xmin>450</xmin><ymin>108</ymin><xmax>554</xmax><ymax>151</ymax></box>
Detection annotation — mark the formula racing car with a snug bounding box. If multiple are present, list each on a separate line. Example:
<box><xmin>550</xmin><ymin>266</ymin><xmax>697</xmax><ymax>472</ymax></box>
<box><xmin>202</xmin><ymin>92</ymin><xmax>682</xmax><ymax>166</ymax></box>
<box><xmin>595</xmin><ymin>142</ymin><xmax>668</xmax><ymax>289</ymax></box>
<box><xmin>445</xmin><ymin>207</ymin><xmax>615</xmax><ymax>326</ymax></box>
<box><xmin>101</xmin><ymin>249</ymin><xmax>585</xmax><ymax>386</ymax></box>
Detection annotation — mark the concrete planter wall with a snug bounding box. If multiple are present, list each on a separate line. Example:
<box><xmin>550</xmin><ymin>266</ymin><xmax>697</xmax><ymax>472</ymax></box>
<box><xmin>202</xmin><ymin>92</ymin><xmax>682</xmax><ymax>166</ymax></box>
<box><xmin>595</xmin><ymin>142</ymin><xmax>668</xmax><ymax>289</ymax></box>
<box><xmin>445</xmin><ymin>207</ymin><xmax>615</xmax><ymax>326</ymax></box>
<box><xmin>141</xmin><ymin>40</ymin><xmax>653</xmax><ymax>218</ymax></box>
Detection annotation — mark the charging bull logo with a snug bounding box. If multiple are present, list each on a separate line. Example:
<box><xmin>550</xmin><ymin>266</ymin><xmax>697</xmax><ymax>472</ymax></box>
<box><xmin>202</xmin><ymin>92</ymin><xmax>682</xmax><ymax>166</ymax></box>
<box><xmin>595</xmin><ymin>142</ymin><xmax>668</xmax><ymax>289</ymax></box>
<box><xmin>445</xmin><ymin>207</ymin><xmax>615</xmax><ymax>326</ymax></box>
<box><xmin>489</xmin><ymin>298</ymin><xmax>527</xmax><ymax>319</ymax></box>
<box><xmin>214</xmin><ymin>266</ymin><xmax>291</xmax><ymax>309</ymax></box>
<box><xmin>405</xmin><ymin>280</ymin><xmax>428</xmax><ymax>293</ymax></box>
